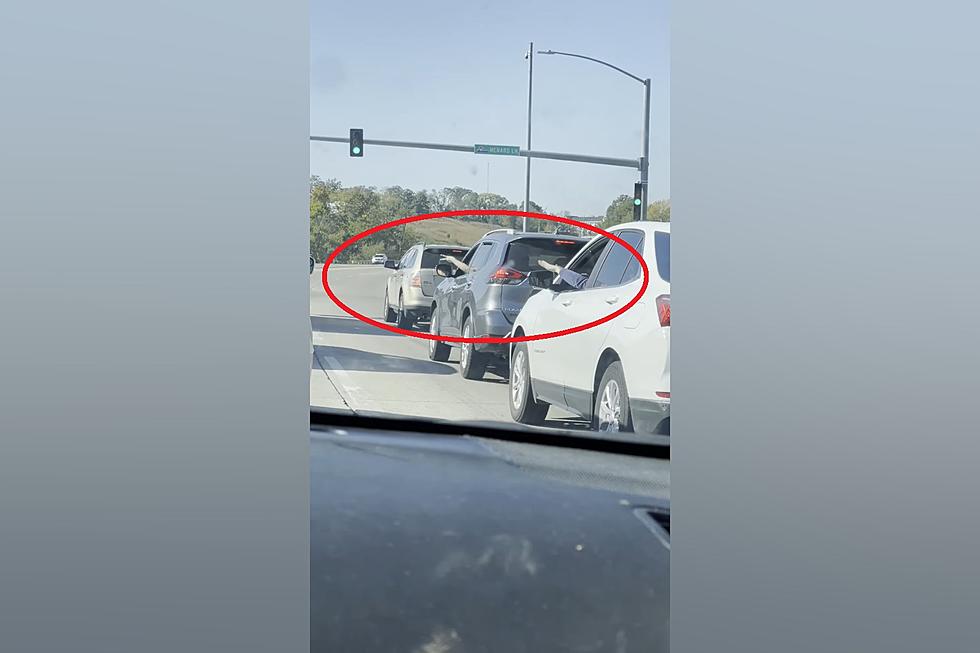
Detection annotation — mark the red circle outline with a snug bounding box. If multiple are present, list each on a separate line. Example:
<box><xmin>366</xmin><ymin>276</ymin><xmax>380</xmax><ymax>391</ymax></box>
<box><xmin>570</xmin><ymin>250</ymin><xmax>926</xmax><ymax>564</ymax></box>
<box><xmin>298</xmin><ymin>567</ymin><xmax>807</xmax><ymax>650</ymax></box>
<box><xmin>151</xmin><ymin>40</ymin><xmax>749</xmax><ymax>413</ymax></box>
<box><xmin>321</xmin><ymin>210</ymin><xmax>650</xmax><ymax>344</ymax></box>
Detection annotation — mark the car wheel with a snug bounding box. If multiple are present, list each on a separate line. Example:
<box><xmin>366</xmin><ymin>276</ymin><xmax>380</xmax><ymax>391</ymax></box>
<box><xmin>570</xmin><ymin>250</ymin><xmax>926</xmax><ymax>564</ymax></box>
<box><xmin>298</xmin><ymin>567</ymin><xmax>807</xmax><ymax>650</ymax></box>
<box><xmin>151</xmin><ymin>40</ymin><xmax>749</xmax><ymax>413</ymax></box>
<box><xmin>459</xmin><ymin>315</ymin><xmax>487</xmax><ymax>380</ymax></box>
<box><xmin>396</xmin><ymin>293</ymin><xmax>413</xmax><ymax>329</ymax></box>
<box><xmin>593</xmin><ymin>360</ymin><xmax>633</xmax><ymax>433</ymax></box>
<box><xmin>428</xmin><ymin>307</ymin><xmax>451</xmax><ymax>362</ymax></box>
<box><xmin>382</xmin><ymin>290</ymin><xmax>396</xmax><ymax>323</ymax></box>
<box><xmin>509</xmin><ymin>342</ymin><xmax>548</xmax><ymax>424</ymax></box>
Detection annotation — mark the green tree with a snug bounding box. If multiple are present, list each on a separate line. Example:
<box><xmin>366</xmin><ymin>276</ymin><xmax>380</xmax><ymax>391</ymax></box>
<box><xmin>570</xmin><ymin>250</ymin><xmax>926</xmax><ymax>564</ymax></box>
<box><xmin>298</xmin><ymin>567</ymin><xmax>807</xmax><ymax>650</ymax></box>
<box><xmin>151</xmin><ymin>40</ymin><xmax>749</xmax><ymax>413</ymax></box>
<box><xmin>648</xmin><ymin>199</ymin><xmax>670</xmax><ymax>222</ymax></box>
<box><xmin>601</xmin><ymin>194</ymin><xmax>635</xmax><ymax>228</ymax></box>
<box><xmin>600</xmin><ymin>196</ymin><xmax>670</xmax><ymax>228</ymax></box>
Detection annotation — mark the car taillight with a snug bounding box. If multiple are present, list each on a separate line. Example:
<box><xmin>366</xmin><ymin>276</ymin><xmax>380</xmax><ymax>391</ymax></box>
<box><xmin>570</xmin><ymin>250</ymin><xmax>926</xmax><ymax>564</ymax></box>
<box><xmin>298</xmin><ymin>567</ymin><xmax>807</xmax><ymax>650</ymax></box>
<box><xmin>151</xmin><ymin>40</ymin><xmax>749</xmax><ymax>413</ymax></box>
<box><xmin>656</xmin><ymin>391</ymin><xmax>671</xmax><ymax>399</ymax></box>
<box><xmin>656</xmin><ymin>294</ymin><xmax>670</xmax><ymax>327</ymax></box>
<box><xmin>489</xmin><ymin>267</ymin><xmax>526</xmax><ymax>285</ymax></box>
<box><xmin>410</xmin><ymin>272</ymin><xmax>422</xmax><ymax>288</ymax></box>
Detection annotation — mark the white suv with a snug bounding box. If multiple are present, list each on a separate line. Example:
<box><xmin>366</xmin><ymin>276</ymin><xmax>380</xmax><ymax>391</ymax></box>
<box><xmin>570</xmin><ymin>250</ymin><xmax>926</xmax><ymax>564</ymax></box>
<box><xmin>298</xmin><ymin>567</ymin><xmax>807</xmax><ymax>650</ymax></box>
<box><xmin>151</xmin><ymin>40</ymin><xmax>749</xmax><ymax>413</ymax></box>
<box><xmin>508</xmin><ymin>222</ymin><xmax>670</xmax><ymax>435</ymax></box>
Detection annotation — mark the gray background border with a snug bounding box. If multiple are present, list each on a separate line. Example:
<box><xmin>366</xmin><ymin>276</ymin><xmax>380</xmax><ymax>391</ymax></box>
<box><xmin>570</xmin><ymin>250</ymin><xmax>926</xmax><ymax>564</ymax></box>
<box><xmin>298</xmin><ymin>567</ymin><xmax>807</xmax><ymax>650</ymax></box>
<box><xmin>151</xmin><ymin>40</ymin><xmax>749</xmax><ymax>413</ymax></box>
<box><xmin>3</xmin><ymin>1</ymin><xmax>979</xmax><ymax>652</ymax></box>
<box><xmin>0</xmin><ymin>2</ymin><xmax>309</xmax><ymax>651</ymax></box>
<box><xmin>673</xmin><ymin>1</ymin><xmax>980</xmax><ymax>652</ymax></box>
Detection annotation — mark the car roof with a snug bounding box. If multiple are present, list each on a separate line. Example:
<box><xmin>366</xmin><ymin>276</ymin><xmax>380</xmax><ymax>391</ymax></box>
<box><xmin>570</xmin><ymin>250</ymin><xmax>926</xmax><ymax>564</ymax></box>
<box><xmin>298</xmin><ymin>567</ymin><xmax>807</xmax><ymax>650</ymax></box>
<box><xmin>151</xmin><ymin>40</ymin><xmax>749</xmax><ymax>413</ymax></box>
<box><xmin>605</xmin><ymin>221</ymin><xmax>670</xmax><ymax>235</ymax></box>
<box><xmin>482</xmin><ymin>231</ymin><xmax>590</xmax><ymax>243</ymax></box>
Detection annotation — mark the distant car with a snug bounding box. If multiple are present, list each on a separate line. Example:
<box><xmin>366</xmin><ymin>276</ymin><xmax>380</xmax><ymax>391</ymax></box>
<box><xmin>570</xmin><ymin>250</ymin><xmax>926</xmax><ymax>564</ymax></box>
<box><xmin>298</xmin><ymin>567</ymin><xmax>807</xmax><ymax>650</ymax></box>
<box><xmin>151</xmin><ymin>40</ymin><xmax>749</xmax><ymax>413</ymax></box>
<box><xmin>371</xmin><ymin>253</ymin><xmax>388</xmax><ymax>265</ymax></box>
<box><xmin>427</xmin><ymin>230</ymin><xmax>589</xmax><ymax>380</ymax></box>
<box><xmin>382</xmin><ymin>244</ymin><xmax>469</xmax><ymax>328</ymax></box>
<box><xmin>508</xmin><ymin>222</ymin><xmax>670</xmax><ymax>435</ymax></box>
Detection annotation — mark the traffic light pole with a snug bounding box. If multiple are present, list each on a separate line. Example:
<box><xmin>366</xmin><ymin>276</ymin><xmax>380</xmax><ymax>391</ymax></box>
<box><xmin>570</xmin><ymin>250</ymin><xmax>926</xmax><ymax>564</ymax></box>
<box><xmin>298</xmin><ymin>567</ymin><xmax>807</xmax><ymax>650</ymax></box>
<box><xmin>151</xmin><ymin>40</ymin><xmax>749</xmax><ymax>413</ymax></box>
<box><xmin>640</xmin><ymin>78</ymin><xmax>651</xmax><ymax>222</ymax></box>
<box><xmin>310</xmin><ymin>135</ymin><xmax>640</xmax><ymax>170</ymax></box>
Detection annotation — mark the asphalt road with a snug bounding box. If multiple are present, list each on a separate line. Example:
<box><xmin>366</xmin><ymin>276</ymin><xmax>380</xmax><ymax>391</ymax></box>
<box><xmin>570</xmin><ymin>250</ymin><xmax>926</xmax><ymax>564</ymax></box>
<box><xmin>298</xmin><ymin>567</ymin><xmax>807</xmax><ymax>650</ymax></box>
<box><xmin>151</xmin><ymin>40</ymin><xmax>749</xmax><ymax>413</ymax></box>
<box><xmin>310</xmin><ymin>264</ymin><xmax>585</xmax><ymax>429</ymax></box>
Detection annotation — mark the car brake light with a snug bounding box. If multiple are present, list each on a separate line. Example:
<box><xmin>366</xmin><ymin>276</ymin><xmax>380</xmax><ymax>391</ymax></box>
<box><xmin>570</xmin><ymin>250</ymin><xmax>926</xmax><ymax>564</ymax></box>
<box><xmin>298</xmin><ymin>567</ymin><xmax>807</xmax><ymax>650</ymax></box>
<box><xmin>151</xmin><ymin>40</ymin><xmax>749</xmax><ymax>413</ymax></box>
<box><xmin>656</xmin><ymin>391</ymin><xmax>671</xmax><ymax>399</ymax></box>
<box><xmin>554</xmin><ymin>239</ymin><xmax>577</xmax><ymax>245</ymax></box>
<box><xmin>410</xmin><ymin>272</ymin><xmax>422</xmax><ymax>288</ymax></box>
<box><xmin>656</xmin><ymin>294</ymin><xmax>670</xmax><ymax>327</ymax></box>
<box><xmin>489</xmin><ymin>267</ymin><xmax>526</xmax><ymax>285</ymax></box>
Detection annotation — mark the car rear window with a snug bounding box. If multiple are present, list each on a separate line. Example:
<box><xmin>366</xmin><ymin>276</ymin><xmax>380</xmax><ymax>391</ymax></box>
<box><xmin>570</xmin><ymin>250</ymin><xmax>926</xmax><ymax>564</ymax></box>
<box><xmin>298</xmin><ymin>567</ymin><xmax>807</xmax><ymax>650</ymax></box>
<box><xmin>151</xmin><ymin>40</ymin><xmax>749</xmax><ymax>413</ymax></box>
<box><xmin>654</xmin><ymin>231</ymin><xmax>670</xmax><ymax>282</ymax></box>
<box><xmin>502</xmin><ymin>238</ymin><xmax>585</xmax><ymax>273</ymax></box>
<box><xmin>420</xmin><ymin>247</ymin><xmax>468</xmax><ymax>268</ymax></box>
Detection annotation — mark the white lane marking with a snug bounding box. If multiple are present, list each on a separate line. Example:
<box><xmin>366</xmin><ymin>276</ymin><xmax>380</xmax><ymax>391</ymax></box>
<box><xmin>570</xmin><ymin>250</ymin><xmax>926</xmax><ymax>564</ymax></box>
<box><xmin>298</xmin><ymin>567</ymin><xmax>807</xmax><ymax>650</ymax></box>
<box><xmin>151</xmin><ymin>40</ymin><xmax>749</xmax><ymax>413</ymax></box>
<box><xmin>322</xmin><ymin>355</ymin><xmax>365</xmax><ymax>404</ymax></box>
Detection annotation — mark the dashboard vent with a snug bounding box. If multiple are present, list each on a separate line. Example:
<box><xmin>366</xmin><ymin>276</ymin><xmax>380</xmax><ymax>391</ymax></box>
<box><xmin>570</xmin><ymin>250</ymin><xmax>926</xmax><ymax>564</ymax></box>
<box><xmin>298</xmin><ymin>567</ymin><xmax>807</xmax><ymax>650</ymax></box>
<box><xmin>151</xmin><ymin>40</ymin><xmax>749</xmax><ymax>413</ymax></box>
<box><xmin>634</xmin><ymin>506</ymin><xmax>670</xmax><ymax>548</ymax></box>
<box><xmin>648</xmin><ymin>509</ymin><xmax>669</xmax><ymax>534</ymax></box>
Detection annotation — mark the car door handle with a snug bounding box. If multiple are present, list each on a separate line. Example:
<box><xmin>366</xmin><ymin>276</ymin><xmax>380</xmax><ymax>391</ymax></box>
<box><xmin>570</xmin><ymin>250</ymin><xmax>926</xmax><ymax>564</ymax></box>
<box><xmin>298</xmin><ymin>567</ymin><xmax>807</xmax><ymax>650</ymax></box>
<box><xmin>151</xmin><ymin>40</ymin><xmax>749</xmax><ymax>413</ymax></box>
<box><xmin>605</xmin><ymin>296</ymin><xmax>620</xmax><ymax>305</ymax></box>
<box><xmin>561</xmin><ymin>299</ymin><xmax>573</xmax><ymax>307</ymax></box>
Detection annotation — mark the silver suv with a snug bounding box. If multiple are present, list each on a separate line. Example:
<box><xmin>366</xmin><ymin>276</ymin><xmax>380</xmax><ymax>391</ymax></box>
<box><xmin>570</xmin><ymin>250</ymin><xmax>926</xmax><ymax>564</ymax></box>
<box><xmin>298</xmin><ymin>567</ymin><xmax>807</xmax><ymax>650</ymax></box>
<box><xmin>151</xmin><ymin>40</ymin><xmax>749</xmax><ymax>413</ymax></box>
<box><xmin>382</xmin><ymin>244</ymin><xmax>469</xmax><ymax>328</ymax></box>
<box><xmin>427</xmin><ymin>231</ymin><xmax>589</xmax><ymax>380</ymax></box>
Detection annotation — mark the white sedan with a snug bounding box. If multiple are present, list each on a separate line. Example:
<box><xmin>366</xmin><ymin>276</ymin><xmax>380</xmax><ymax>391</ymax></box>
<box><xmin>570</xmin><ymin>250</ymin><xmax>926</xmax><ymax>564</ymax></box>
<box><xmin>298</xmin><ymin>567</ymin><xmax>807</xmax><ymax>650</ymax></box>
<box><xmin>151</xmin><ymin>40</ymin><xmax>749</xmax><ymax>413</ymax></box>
<box><xmin>508</xmin><ymin>221</ymin><xmax>670</xmax><ymax>435</ymax></box>
<box><xmin>371</xmin><ymin>253</ymin><xmax>388</xmax><ymax>265</ymax></box>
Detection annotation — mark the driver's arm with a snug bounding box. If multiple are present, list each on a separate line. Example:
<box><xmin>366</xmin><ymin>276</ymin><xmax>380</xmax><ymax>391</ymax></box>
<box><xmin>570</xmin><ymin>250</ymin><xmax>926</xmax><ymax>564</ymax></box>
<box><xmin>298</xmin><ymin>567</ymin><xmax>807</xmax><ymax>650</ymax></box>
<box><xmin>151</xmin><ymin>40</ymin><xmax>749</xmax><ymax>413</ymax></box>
<box><xmin>444</xmin><ymin>255</ymin><xmax>469</xmax><ymax>273</ymax></box>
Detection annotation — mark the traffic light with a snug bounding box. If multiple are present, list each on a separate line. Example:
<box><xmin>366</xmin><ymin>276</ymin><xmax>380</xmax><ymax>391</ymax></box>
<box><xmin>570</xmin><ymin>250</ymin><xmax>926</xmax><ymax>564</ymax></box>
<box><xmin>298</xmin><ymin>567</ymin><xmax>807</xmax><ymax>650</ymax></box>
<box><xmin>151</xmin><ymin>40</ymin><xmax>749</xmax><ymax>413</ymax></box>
<box><xmin>633</xmin><ymin>182</ymin><xmax>643</xmax><ymax>220</ymax></box>
<box><xmin>349</xmin><ymin>128</ymin><xmax>363</xmax><ymax>157</ymax></box>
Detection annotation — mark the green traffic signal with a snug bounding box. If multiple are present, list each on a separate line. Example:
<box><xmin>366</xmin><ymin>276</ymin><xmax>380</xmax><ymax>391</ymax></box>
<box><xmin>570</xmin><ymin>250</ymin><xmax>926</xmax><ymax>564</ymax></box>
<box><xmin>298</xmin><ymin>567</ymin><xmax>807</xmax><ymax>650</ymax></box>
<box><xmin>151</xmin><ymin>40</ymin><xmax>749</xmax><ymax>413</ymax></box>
<box><xmin>349</xmin><ymin>128</ymin><xmax>364</xmax><ymax>157</ymax></box>
<box><xmin>633</xmin><ymin>198</ymin><xmax>642</xmax><ymax>206</ymax></box>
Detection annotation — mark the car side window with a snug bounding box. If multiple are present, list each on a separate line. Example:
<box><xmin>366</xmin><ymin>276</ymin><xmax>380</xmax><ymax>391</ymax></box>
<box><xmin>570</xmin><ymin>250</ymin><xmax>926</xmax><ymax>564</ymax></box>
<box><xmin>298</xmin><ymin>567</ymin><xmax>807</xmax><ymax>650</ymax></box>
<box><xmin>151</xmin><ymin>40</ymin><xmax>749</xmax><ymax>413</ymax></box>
<box><xmin>460</xmin><ymin>243</ymin><xmax>479</xmax><ymax>265</ymax></box>
<box><xmin>619</xmin><ymin>232</ymin><xmax>646</xmax><ymax>284</ymax></box>
<box><xmin>568</xmin><ymin>238</ymin><xmax>609</xmax><ymax>276</ymax></box>
<box><xmin>589</xmin><ymin>230</ymin><xmax>645</xmax><ymax>289</ymax></box>
<box><xmin>468</xmin><ymin>242</ymin><xmax>495</xmax><ymax>271</ymax></box>
<box><xmin>404</xmin><ymin>248</ymin><xmax>418</xmax><ymax>268</ymax></box>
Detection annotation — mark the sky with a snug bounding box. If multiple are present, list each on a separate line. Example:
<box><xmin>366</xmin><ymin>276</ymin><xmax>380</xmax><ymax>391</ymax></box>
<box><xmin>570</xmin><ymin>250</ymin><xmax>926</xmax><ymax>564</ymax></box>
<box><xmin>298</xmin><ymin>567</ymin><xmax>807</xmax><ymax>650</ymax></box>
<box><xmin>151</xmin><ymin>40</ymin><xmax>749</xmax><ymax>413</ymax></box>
<box><xmin>311</xmin><ymin>0</ymin><xmax>669</xmax><ymax>217</ymax></box>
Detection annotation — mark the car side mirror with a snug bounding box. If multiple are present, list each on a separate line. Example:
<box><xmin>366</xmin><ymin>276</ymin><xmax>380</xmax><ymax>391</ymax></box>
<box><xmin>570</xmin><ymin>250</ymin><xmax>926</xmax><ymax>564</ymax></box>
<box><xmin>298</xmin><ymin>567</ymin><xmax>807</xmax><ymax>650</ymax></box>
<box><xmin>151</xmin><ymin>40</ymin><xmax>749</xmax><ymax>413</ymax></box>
<box><xmin>309</xmin><ymin>256</ymin><xmax>315</xmax><ymax>275</ymax></box>
<box><xmin>551</xmin><ymin>278</ymin><xmax>577</xmax><ymax>293</ymax></box>
<box><xmin>384</xmin><ymin>260</ymin><xmax>398</xmax><ymax>269</ymax></box>
<box><xmin>435</xmin><ymin>262</ymin><xmax>453</xmax><ymax>278</ymax></box>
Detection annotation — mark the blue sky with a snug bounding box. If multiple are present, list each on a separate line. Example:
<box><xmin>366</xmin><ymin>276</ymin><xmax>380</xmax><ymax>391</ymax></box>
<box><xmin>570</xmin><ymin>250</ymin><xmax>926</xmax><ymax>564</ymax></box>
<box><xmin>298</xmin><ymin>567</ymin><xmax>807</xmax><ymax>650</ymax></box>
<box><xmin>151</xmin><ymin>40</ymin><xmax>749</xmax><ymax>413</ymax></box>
<box><xmin>311</xmin><ymin>0</ymin><xmax>669</xmax><ymax>217</ymax></box>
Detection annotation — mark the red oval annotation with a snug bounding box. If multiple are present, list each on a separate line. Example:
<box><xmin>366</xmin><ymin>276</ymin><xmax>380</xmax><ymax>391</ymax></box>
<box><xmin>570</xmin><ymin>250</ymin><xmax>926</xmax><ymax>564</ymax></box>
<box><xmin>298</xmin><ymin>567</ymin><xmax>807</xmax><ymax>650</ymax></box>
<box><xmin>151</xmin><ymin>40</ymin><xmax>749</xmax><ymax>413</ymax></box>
<box><xmin>321</xmin><ymin>210</ymin><xmax>649</xmax><ymax>344</ymax></box>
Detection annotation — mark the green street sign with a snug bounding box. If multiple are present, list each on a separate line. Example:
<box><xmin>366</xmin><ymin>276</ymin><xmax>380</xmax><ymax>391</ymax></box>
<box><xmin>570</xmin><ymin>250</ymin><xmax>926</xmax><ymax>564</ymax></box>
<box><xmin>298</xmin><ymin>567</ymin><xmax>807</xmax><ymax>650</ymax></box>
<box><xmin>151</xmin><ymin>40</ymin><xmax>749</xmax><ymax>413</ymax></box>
<box><xmin>474</xmin><ymin>144</ymin><xmax>521</xmax><ymax>156</ymax></box>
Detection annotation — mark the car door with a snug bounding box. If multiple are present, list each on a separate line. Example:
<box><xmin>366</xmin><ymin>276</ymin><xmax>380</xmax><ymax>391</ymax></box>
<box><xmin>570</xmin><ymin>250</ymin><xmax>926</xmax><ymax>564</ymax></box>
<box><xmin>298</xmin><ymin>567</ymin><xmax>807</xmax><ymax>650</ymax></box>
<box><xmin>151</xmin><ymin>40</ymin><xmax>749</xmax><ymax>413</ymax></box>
<box><xmin>388</xmin><ymin>247</ymin><xmax>415</xmax><ymax>303</ymax></box>
<box><xmin>398</xmin><ymin>248</ymin><xmax>418</xmax><ymax>299</ymax></box>
<box><xmin>527</xmin><ymin>237</ymin><xmax>611</xmax><ymax>405</ymax></box>
<box><xmin>449</xmin><ymin>240</ymin><xmax>496</xmax><ymax>334</ymax></box>
<box><xmin>551</xmin><ymin>229</ymin><xmax>646</xmax><ymax>418</ymax></box>
<box><xmin>439</xmin><ymin>241</ymin><xmax>490</xmax><ymax>336</ymax></box>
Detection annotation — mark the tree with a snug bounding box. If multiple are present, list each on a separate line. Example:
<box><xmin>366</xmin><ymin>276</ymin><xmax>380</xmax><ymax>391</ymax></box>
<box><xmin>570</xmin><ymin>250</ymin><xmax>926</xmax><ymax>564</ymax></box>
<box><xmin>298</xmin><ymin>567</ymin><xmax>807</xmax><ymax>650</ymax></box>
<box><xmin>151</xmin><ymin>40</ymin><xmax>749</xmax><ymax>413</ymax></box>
<box><xmin>648</xmin><ymin>199</ymin><xmax>670</xmax><ymax>222</ymax></box>
<box><xmin>601</xmin><ymin>194</ymin><xmax>635</xmax><ymax>228</ymax></box>
<box><xmin>600</xmin><ymin>196</ymin><xmax>670</xmax><ymax>228</ymax></box>
<box><xmin>311</xmin><ymin>178</ymin><xmax>659</xmax><ymax>262</ymax></box>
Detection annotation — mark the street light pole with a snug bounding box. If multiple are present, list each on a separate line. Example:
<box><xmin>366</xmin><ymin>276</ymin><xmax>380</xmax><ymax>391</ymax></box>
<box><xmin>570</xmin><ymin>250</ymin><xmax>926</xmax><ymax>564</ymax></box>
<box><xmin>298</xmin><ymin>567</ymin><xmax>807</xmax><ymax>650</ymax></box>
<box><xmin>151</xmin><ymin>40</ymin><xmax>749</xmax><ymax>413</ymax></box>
<box><xmin>641</xmin><ymin>78</ymin><xmax>650</xmax><ymax>221</ymax></box>
<box><xmin>537</xmin><ymin>49</ymin><xmax>652</xmax><ymax>220</ymax></box>
<box><xmin>523</xmin><ymin>42</ymin><xmax>533</xmax><ymax>231</ymax></box>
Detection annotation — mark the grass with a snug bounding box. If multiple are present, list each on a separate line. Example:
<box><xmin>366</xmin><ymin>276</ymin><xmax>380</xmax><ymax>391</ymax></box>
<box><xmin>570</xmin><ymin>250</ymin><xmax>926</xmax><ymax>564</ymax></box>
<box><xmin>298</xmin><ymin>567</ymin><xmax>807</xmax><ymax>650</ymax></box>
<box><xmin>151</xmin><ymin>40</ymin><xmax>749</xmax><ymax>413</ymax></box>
<box><xmin>406</xmin><ymin>218</ymin><xmax>503</xmax><ymax>248</ymax></box>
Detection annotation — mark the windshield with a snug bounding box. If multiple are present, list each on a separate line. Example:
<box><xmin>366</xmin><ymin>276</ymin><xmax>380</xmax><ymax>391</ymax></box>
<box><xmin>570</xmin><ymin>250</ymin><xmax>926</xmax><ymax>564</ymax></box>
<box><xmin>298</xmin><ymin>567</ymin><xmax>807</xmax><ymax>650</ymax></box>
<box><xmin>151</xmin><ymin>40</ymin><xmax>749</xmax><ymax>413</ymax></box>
<box><xmin>503</xmin><ymin>238</ymin><xmax>586</xmax><ymax>272</ymax></box>
<box><xmin>421</xmin><ymin>247</ymin><xmax>468</xmax><ymax>269</ymax></box>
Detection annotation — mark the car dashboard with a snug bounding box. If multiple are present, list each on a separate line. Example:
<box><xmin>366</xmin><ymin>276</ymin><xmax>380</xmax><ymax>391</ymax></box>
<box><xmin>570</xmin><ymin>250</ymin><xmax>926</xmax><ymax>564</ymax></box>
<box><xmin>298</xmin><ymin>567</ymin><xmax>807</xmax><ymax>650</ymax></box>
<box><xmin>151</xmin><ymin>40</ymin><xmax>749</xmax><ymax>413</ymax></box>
<box><xmin>311</xmin><ymin>411</ymin><xmax>670</xmax><ymax>652</ymax></box>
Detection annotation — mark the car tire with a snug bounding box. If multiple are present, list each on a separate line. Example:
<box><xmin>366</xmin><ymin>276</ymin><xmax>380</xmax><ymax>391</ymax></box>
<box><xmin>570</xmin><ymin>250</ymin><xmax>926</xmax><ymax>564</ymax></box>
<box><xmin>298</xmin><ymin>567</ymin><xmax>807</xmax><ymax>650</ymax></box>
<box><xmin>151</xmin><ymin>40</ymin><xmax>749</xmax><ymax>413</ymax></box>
<box><xmin>593</xmin><ymin>360</ymin><xmax>633</xmax><ymax>433</ymax></box>
<box><xmin>509</xmin><ymin>342</ymin><xmax>548</xmax><ymax>425</ymax></box>
<box><xmin>459</xmin><ymin>315</ymin><xmax>487</xmax><ymax>380</ymax></box>
<box><xmin>396</xmin><ymin>293</ymin><xmax>413</xmax><ymax>329</ymax></box>
<box><xmin>428</xmin><ymin>307</ymin><xmax>451</xmax><ymax>362</ymax></box>
<box><xmin>383</xmin><ymin>290</ymin><xmax>396</xmax><ymax>323</ymax></box>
